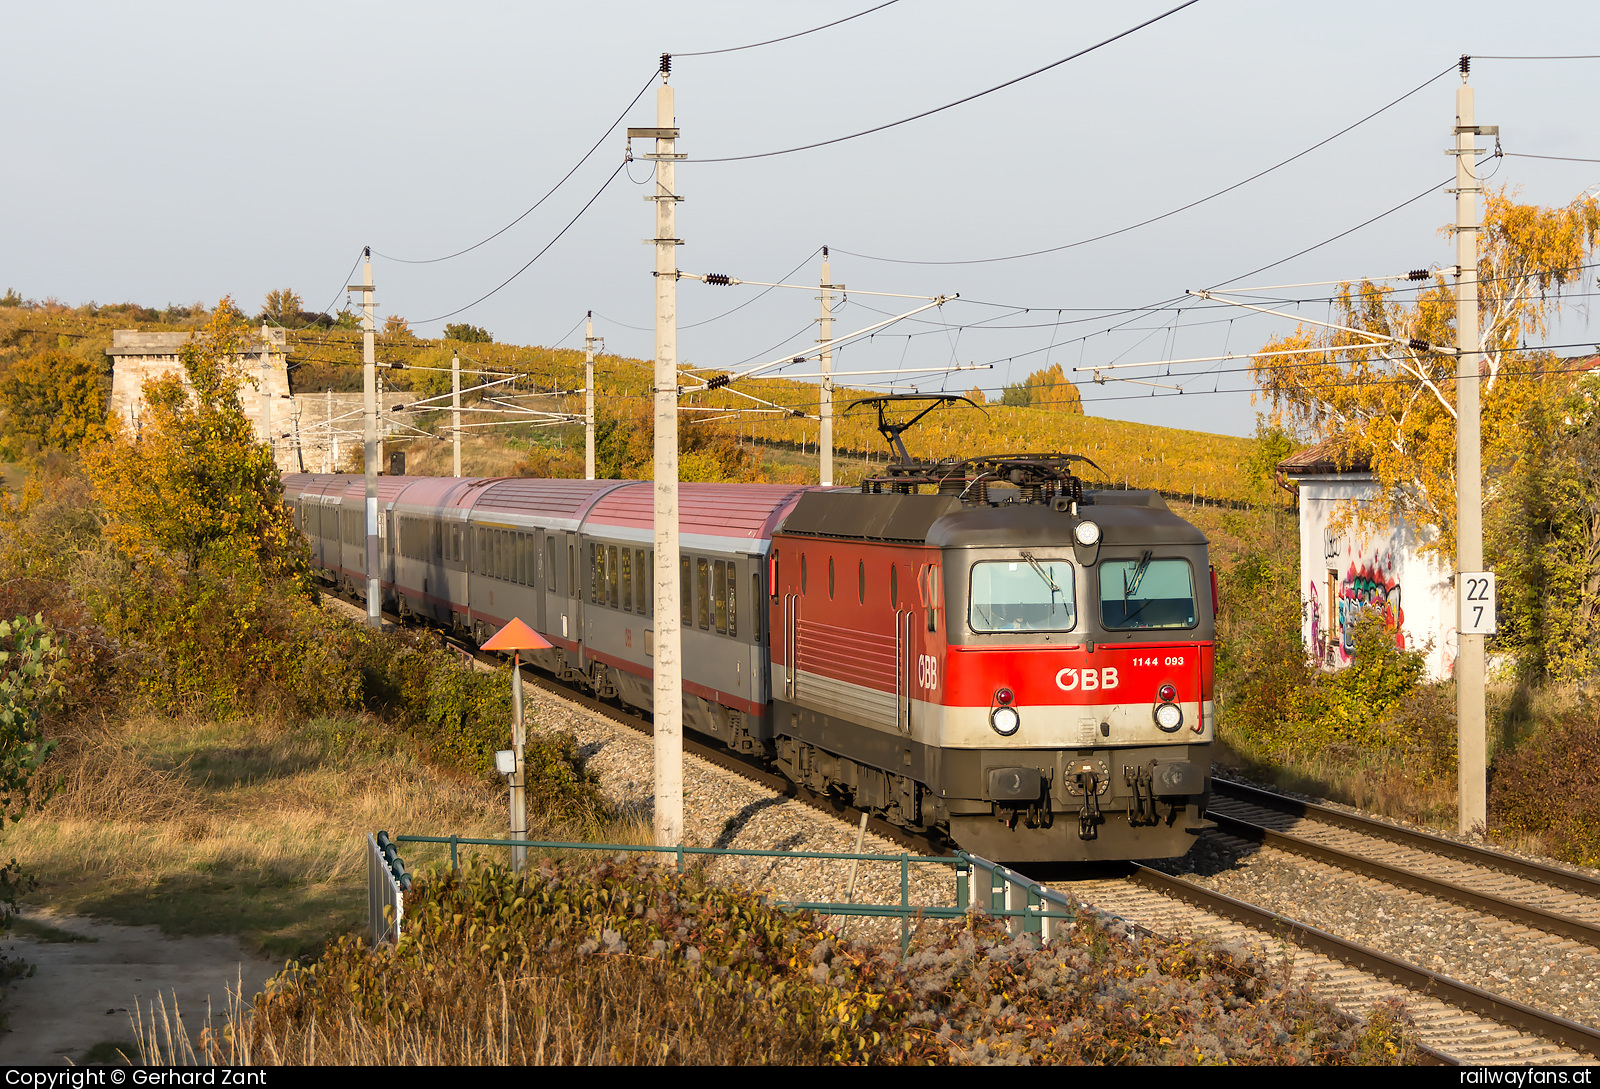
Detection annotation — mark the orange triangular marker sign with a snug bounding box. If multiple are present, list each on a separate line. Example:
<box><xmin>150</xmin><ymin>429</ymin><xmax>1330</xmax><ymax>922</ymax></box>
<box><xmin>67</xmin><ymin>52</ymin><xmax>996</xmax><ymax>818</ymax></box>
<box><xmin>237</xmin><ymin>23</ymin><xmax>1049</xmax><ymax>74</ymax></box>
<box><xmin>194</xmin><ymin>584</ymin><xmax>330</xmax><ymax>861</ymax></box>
<box><xmin>481</xmin><ymin>617</ymin><xmax>553</xmax><ymax>652</ymax></box>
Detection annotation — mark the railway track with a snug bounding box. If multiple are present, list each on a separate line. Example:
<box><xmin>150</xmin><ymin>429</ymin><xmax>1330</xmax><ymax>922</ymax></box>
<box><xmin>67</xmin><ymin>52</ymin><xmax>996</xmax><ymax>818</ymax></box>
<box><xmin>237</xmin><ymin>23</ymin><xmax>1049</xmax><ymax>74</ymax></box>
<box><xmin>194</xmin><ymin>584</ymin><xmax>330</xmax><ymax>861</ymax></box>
<box><xmin>331</xmin><ymin>595</ymin><xmax>1599</xmax><ymax>1063</ymax></box>
<box><xmin>496</xmin><ymin>652</ymin><xmax>1600</xmax><ymax>1063</ymax></box>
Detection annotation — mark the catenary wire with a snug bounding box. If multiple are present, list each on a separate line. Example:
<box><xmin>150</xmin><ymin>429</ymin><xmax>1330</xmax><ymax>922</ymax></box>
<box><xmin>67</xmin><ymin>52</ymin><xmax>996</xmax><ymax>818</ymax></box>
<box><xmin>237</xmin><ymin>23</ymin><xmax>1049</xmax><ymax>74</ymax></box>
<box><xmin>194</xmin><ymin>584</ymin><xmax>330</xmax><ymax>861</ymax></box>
<box><xmin>410</xmin><ymin>161</ymin><xmax>628</xmax><ymax>326</ymax></box>
<box><xmin>372</xmin><ymin>71</ymin><xmax>656</xmax><ymax>266</ymax></box>
<box><xmin>320</xmin><ymin>249</ymin><xmax>367</xmax><ymax>318</ymax></box>
<box><xmin>687</xmin><ymin>0</ymin><xmax>1200</xmax><ymax>163</ymax></box>
<box><xmin>673</xmin><ymin>1</ymin><xmax>900</xmax><ymax>56</ymax></box>
<box><xmin>1502</xmin><ymin>152</ymin><xmax>1600</xmax><ymax>164</ymax></box>
<box><xmin>834</xmin><ymin>62</ymin><xmax>1457</xmax><ymax>266</ymax></box>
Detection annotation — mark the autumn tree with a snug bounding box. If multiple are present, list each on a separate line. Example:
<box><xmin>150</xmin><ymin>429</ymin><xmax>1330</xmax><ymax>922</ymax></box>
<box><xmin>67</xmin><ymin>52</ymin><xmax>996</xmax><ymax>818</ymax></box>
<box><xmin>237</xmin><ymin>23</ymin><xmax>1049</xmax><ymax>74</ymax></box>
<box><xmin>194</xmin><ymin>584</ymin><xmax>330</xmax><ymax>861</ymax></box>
<box><xmin>0</xmin><ymin>349</ymin><xmax>109</xmax><ymax>459</ymax></box>
<box><xmin>1487</xmin><ymin>373</ymin><xmax>1600</xmax><ymax>680</ymax></box>
<box><xmin>1251</xmin><ymin>188</ymin><xmax>1600</xmax><ymax>559</ymax></box>
<box><xmin>84</xmin><ymin>299</ymin><xmax>306</xmax><ymax>584</ymax></box>
<box><xmin>384</xmin><ymin>314</ymin><xmax>413</xmax><ymax>338</ymax></box>
<box><xmin>262</xmin><ymin>288</ymin><xmax>302</xmax><ymax>325</ymax></box>
<box><xmin>443</xmin><ymin>323</ymin><xmax>492</xmax><ymax>344</ymax></box>
<box><xmin>999</xmin><ymin>363</ymin><xmax>1085</xmax><ymax>413</ymax></box>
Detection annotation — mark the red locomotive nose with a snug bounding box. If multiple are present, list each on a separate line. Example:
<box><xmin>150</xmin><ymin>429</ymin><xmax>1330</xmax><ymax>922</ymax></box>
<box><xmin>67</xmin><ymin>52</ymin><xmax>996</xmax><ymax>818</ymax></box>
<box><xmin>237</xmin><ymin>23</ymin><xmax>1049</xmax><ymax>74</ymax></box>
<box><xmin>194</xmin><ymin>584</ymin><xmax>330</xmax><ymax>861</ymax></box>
<box><xmin>1158</xmin><ymin>683</ymin><xmax>1177</xmax><ymax>703</ymax></box>
<box><xmin>995</xmin><ymin>687</ymin><xmax>1015</xmax><ymax>706</ymax></box>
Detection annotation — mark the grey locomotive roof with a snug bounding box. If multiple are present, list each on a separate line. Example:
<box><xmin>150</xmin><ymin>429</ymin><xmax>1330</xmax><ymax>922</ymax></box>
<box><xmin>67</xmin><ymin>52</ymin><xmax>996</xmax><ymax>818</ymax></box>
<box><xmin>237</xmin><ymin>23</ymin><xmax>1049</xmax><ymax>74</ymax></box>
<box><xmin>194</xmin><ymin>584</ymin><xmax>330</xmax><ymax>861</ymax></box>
<box><xmin>778</xmin><ymin>491</ymin><xmax>963</xmax><ymax>544</ymax></box>
<box><xmin>779</xmin><ymin>487</ymin><xmax>1205</xmax><ymax>549</ymax></box>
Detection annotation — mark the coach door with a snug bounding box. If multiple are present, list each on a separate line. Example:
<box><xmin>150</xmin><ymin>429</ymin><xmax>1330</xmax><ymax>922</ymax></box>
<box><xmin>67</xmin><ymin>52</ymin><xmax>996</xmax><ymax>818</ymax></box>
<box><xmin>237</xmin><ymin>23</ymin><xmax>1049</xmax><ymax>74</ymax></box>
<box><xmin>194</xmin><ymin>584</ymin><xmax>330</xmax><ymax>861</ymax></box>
<box><xmin>894</xmin><ymin>608</ymin><xmax>914</xmax><ymax>733</ymax></box>
<box><xmin>777</xmin><ymin>591</ymin><xmax>796</xmax><ymax>700</ymax></box>
<box><xmin>532</xmin><ymin>528</ymin><xmax>548</xmax><ymax>633</ymax></box>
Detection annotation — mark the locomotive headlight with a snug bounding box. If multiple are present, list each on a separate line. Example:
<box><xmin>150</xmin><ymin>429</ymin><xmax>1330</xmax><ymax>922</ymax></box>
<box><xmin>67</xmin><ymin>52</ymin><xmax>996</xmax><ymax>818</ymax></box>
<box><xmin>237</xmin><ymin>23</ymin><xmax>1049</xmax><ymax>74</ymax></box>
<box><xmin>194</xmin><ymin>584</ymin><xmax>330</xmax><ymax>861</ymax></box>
<box><xmin>990</xmin><ymin>705</ymin><xmax>1021</xmax><ymax>736</ymax></box>
<box><xmin>1154</xmin><ymin>702</ymin><xmax>1183</xmax><ymax>732</ymax></box>
<box><xmin>1074</xmin><ymin>520</ymin><xmax>1101</xmax><ymax>546</ymax></box>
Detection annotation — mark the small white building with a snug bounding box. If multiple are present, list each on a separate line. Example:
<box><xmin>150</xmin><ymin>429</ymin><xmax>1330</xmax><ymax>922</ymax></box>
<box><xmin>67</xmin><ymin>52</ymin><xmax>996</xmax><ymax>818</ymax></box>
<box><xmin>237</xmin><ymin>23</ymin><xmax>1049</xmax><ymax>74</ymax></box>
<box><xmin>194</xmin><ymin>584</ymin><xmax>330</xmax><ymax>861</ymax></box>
<box><xmin>1277</xmin><ymin>442</ymin><xmax>1457</xmax><ymax>680</ymax></box>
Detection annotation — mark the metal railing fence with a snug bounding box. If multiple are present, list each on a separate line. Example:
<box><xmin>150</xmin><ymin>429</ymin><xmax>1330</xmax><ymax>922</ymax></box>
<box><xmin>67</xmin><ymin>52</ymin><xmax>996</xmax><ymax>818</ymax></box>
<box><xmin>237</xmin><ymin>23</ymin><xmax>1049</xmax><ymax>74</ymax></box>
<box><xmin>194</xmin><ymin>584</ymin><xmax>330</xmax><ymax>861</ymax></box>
<box><xmin>367</xmin><ymin>832</ymin><xmax>411</xmax><ymax>947</ymax></box>
<box><xmin>366</xmin><ymin>832</ymin><xmax>1082</xmax><ymax>949</ymax></box>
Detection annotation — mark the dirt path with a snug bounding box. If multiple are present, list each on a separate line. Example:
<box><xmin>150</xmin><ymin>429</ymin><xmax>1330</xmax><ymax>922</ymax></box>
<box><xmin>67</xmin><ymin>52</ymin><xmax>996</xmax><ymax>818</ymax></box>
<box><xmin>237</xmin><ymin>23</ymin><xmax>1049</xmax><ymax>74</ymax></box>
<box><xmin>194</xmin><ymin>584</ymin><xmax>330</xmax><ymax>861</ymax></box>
<box><xmin>1</xmin><ymin>912</ymin><xmax>283</xmax><ymax>1065</ymax></box>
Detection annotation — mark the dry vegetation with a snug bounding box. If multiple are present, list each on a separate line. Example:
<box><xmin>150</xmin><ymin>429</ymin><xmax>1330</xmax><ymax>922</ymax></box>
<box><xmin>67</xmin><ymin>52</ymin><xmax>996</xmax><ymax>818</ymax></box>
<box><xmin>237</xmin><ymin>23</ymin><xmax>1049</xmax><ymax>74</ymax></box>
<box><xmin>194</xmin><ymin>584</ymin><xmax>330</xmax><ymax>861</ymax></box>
<box><xmin>126</xmin><ymin>856</ymin><xmax>1418</xmax><ymax>1067</ymax></box>
<box><xmin>5</xmin><ymin>712</ymin><xmax>513</xmax><ymax>959</ymax></box>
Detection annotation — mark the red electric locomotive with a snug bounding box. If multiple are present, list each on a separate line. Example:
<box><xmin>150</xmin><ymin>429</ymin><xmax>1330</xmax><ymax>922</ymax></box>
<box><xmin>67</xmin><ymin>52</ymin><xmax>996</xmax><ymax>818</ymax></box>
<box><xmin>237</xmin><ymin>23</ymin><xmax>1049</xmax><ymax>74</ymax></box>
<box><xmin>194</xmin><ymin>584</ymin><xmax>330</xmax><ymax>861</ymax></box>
<box><xmin>768</xmin><ymin>446</ymin><xmax>1214</xmax><ymax>862</ymax></box>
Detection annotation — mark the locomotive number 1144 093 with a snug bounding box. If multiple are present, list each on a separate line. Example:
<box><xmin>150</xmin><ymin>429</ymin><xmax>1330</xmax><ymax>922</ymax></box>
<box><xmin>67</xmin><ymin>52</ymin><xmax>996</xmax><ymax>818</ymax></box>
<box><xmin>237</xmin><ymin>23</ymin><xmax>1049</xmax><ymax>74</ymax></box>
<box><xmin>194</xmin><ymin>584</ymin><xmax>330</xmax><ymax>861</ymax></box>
<box><xmin>1130</xmin><ymin>655</ymin><xmax>1186</xmax><ymax>668</ymax></box>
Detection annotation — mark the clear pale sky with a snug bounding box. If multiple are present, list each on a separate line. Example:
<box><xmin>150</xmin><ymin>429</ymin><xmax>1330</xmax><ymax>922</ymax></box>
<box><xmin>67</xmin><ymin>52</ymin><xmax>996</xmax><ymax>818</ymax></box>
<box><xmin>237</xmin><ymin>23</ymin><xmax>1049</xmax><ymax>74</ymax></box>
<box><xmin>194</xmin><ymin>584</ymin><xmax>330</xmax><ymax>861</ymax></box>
<box><xmin>5</xmin><ymin>1</ymin><xmax>1598</xmax><ymax>436</ymax></box>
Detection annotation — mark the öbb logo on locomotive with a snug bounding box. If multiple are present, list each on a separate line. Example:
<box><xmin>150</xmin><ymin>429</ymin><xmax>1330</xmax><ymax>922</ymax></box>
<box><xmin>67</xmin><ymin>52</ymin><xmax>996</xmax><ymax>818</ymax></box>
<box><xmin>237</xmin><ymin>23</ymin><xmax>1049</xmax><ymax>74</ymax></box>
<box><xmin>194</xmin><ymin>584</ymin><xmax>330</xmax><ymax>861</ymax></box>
<box><xmin>284</xmin><ymin>445</ymin><xmax>1216</xmax><ymax>863</ymax></box>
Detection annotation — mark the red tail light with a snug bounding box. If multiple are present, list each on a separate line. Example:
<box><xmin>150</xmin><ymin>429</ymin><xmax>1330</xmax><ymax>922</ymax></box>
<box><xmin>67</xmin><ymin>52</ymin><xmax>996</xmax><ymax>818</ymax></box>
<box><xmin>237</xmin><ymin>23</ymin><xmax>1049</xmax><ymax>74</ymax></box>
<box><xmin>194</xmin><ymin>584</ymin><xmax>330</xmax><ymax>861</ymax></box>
<box><xmin>995</xmin><ymin>687</ymin><xmax>1015</xmax><ymax>706</ymax></box>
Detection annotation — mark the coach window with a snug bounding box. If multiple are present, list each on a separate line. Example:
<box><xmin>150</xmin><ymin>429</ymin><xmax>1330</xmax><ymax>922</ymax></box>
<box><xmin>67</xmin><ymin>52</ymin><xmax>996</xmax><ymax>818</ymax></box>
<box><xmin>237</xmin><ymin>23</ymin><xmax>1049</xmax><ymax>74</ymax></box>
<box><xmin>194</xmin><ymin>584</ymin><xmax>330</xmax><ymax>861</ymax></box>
<box><xmin>697</xmin><ymin>558</ymin><xmax>711</xmax><ymax>630</ymax></box>
<box><xmin>547</xmin><ymin>539</ymin><xmax>557</xmax><ymax>592</ymax></box>
<box><xmin>751</xmin><ymin>572</ymin><xmax>762</xmax><ymax>639</ymax></box>
<box><xmin>713</xmin><ymin>561</ymin><xmax>727</xmax><ymax>633</ymax></box>
<box><xmin>635</xmin><ymin>549</ymin><xmax>647</xmax><ymax>616</ymax></box>
<box><xmin>608</xmin><ymin>546</ymin><xmax>620</xmax><ymax>608</ymax></box>
<box><xmin>726</xmin><ymin>562</ymin><xmax>738</xmax><ymax>639</ymax></box>
<box><xmin>621</xmin><ymin>548</ymin><xmax>633</xmax><ymax>612</ymax></box>
<box><xmin>680</xmin><ymin>557</ymin><xmax>692</xmax><ymax>624</ymax></box>
<box><xmin>589</xmin><ymin>543</ymin><xmax>599</xmax><ymax>603</ymax></box>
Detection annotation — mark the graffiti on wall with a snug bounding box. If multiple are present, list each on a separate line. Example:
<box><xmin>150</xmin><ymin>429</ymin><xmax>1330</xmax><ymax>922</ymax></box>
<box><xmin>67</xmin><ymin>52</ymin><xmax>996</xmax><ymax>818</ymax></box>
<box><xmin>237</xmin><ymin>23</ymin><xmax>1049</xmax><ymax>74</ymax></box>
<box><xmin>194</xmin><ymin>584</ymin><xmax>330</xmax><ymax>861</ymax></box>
<box><xmin>1306</xmin><ymin>529</ymin><xmax>1405</xmax><ymax>666</ymax></box>
<box><xmin>1338</xmin><ymin>556</ymin><xmax>1404</xmax><ymax>660</ymax></box>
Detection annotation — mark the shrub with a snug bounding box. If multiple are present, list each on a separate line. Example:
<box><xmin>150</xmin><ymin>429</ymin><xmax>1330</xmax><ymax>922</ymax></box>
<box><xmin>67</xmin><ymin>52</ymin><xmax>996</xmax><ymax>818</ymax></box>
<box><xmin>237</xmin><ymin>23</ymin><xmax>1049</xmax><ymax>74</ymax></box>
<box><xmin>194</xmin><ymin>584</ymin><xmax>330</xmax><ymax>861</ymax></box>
<box><xmin>211</xmin><ymin>857</ymin><xmax>1417</xmax><ymax>1066</ymax></box>
<box><xmin>1490</xmin><ymin>714</ymin><xmax>1600</xmax><ymax>864</ymax></box>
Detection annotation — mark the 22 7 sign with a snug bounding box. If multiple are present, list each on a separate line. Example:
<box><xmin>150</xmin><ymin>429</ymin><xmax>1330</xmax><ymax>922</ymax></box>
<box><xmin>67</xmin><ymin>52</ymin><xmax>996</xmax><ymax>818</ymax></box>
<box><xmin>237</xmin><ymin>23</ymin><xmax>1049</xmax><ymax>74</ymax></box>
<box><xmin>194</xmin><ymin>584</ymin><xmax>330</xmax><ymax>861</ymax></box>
<box><xmin>1458</xmin><ymin>572</ymin><xmax>1497</xmax><ymax>636</ymax></box>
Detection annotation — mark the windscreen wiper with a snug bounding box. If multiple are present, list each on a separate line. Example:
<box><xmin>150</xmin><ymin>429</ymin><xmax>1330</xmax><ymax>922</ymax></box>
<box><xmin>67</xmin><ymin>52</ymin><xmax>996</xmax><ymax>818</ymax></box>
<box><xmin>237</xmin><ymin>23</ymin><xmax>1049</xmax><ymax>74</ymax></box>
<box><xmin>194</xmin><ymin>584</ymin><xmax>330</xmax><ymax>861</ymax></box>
<box><xmin>1019</xmin><ymin>550</ymin><xmax>1062</xmax><ymax>596</ymax></box>
<box><xmin>1124</xmin><ymin>550</ymin><xmax>1154</xmax><ymax>598</ymax></box>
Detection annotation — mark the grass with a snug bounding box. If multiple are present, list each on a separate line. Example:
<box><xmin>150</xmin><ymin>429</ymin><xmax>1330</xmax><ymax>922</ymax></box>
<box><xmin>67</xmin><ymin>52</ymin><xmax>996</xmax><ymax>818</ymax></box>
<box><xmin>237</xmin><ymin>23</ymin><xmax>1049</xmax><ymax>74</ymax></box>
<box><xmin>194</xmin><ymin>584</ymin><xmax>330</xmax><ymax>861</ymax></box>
<box><xmin>8</xmin><ymin>916</ymin><xmax>95</xmax><ymax>943</ymax></box>
<box><xmin>79</xmin><ymin>1040</ymin><xmax>137</xmax><ymax>1065</ymax></box>
<box><xmin>1</xmin><ymin>711</ymin><xmax>629</xmax><ymax>961</ymax></box>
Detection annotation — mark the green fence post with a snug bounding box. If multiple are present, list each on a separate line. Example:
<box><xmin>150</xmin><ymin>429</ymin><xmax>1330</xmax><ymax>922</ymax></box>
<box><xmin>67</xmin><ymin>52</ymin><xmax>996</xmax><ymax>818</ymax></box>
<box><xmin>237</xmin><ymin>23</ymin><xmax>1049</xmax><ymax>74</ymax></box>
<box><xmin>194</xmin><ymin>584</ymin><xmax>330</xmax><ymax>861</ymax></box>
<box><xmin>1026</xmin><ymin>884</ymin><xmax>1041</xmax><ymax>939</ymax></box>
<box><xmin>676</xmin><ymin>844</ymin><xmax>684</xmax><ymax>875</ymax></box>
<box><xmin>955</xmin><ymin>854</ymin><xmax>969</xmax><ymax>920</ymax></box>
<box><xmin>450</xmin><ymin>835</ymin><xmax>459</xmax><ymax>875</ymax></box>
<box><xmin>900</xmin><ymin>854</ymin><xmax>910</xmax><ymax>956</ymax></box>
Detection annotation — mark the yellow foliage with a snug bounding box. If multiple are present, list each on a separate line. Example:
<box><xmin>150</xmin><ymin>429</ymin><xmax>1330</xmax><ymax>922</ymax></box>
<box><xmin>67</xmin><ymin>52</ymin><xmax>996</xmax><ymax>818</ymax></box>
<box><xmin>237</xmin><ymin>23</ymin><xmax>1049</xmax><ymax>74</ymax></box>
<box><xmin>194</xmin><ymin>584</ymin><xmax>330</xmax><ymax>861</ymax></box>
<box><xmin>0</xmin><ymin>348</ymin><xmax>109</xmax><ymax>459</ymax></box>
<box><xmin>82</xmin><ymin>300</ymin><xmax>306</xmax><ymax>583</ymax></box>
<box><xmin>1251</xmin><ymin>187</ymin><xmax>1600</xmax><ymax>558</ymax></box>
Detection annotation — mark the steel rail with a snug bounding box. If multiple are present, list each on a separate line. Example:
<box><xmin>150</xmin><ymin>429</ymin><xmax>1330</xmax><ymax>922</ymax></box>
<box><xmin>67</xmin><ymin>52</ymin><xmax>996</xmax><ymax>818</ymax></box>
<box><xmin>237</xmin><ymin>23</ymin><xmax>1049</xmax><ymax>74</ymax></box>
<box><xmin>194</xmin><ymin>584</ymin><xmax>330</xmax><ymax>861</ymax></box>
<box><xmin>1133</xmin><ymin>865</ymin><xmax>1600</xmax><ymax>1060</ymax></box>
<box><xmin>1213</xmin><ymin>777</ymin><xmax>1600</xmax><ymax>897</ymax></box>
<box><xmin>1209</xmin><ymin>811</ymin><xmax>1600</xmax><ymax>948</ymax></box>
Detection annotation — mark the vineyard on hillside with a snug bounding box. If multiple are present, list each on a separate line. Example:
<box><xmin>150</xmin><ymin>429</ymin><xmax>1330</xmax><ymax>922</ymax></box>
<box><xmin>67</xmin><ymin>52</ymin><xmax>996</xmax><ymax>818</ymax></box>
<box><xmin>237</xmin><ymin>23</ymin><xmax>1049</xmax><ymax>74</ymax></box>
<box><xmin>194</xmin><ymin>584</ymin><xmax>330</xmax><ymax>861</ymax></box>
<box><xmin>0</xmin><ymin>301</ymin><xmax>1260</xmax><ymax>501</ymax></box>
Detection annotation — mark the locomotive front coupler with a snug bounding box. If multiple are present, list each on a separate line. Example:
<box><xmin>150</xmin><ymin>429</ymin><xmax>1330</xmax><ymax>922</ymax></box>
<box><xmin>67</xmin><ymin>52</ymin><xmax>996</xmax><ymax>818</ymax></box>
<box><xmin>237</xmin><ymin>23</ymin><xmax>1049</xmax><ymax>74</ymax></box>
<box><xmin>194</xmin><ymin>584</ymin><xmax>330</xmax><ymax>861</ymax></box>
<box><xmin>1074</xmin><ymin>769</ymin><xmax>1104</xmax><ymax>840</ymax></box>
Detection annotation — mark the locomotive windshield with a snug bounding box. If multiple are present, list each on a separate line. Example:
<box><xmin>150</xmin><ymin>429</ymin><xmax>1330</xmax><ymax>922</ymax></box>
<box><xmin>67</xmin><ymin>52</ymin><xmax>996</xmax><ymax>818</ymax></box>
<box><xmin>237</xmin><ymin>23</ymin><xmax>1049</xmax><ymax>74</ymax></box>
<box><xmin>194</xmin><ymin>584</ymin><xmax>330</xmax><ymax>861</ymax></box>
<box><xmin>969</xmin><ymin>556</ymin><xmax>1077</xmax><ymax>632</ymax></box>
<box><xmin>1098</xmin><ymin>555</ymin><xmax>1197</xmax><ymax>630</ymax></box>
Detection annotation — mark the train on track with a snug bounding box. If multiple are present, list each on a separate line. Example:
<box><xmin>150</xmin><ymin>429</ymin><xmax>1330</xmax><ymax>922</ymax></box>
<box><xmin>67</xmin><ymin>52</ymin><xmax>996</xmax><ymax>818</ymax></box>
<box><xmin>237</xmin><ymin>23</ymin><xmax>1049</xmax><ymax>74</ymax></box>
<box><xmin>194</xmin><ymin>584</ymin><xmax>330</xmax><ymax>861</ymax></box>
<box><xmin>284</xmin><ymin>429</ymin><xmax>1215</xmax><ymax>861</ymax></box>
